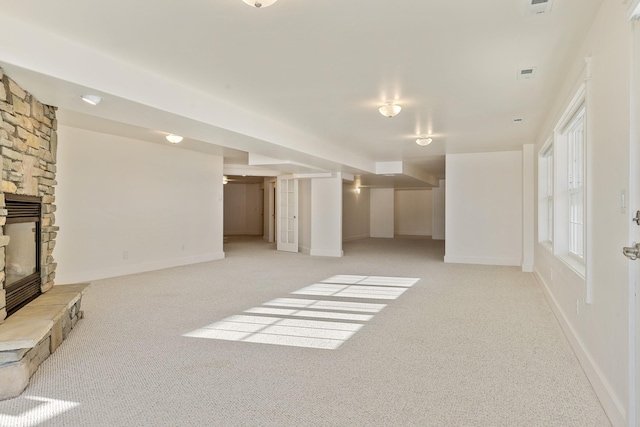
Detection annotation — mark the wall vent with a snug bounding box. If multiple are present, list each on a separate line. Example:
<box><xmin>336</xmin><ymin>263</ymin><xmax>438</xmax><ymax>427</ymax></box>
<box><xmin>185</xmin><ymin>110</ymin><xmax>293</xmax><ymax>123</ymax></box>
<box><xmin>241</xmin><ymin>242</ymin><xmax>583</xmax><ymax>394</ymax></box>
<box><xmin>517</xmin><ymin>67</ymin><xmax>537</xmax><ymax>80</ymax></box>
<box><xmin>526</xmin><ymin>0</ymin><xmax>553</xmax><ymax>15</ymax></box>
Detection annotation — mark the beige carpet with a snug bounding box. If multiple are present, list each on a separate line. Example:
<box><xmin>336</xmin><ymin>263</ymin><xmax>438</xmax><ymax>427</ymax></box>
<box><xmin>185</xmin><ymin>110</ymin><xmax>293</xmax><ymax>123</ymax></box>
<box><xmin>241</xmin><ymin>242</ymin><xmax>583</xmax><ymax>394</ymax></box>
<box><xmin>0</xmin><ymin>237</ymin><xmax>611</xmax><ymax>426</ymax></box>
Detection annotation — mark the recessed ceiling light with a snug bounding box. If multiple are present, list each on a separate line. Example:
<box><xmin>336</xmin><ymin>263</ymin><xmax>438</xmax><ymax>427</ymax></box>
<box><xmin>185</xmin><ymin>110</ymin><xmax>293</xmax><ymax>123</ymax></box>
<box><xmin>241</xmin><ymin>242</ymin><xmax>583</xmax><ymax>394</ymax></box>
<box><xmin>242</xmin><ymin>0</ymin><xmax>278</xmax><ymax>7</ymax></box>
<box><xmin>416</xmin><ymin>135</ymin><xmax>433</xmax><ymax>146</ymax></box>
<box><xmin>378</xmin><ymin>102</ymin><xmax>402</xmax><ymax>118</ymax></box>
<box><xmin>166</xmin><ymin>134</ymin><xmax>184</xmax><ymax>144</ymax></box>
<box><xmin>80</xmin><ymin>94</ymin><xmax>102</xmax><ymax>105</ymax></box>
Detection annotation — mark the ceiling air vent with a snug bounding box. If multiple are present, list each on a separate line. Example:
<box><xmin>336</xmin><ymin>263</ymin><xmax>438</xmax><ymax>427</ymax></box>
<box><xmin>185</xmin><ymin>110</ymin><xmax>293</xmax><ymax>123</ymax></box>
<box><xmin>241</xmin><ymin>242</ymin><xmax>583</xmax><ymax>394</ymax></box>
<box><xmin>517</xmin><ymin>67</ymin><xmax>537</xmax><ymax>80</ymax></box>
<box><xmin>526</xmin><ymin>0</ymin><xmax>553</xmax><ymax>15</ymax></box>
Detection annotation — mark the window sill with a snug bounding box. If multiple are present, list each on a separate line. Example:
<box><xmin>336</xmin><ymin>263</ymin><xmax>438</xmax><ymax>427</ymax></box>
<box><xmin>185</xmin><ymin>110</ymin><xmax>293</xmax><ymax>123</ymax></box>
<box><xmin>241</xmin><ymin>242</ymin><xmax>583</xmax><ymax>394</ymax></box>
<box><xmin>557</xmin><ymin>253</ymin><xmax>586</xmax><ymax>279</ymax></box>
<box><xmin>539</xmin><ymin>242</ymin><xmax>553</xmax><ymax>253</ymax></box>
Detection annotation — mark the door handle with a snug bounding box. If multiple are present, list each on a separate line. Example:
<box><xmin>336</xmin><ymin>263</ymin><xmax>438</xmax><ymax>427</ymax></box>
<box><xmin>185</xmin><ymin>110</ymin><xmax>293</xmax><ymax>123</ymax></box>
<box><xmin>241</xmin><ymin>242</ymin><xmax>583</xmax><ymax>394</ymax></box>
<box><xmin>623</xmin><ymin>243</ymin><xmax>640</xmax><ymax>260</ymax></box>
<box><xmin>633</xmin><ymin>210</ymin><xmax>640</xmax><ymax>226</ymax></box>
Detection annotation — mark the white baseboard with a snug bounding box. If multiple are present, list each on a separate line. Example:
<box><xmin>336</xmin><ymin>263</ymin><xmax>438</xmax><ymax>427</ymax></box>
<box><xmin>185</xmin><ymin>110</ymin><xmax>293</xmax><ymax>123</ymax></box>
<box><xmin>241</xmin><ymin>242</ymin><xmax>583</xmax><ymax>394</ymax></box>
<box><xmin>444</xmin><ymin>255</ymin><xmax>521</xmax><ymax>266</ymax></box>
<box><xmin>299</xmin><ymin>246</ymin><xmax>311</xmax><ymax>255</ymax></box>
<box><xmin>533</xmin><ymin>268</ymin><xmax>626</xmax><ymax>427</ymax></box>
<box><xmin>310</xmin><ymin>248</ymin><xmax>343</xmax><ymax>257</ymax></box>
<box><xmin>343</xmin><ymin>234</ymin><xmax>369</xmax><ymax>242</ymax></box>
<box><xmin>56</xmin><ymin>252</ymin><xmax>225</xmax><ymax>284</ymax></box>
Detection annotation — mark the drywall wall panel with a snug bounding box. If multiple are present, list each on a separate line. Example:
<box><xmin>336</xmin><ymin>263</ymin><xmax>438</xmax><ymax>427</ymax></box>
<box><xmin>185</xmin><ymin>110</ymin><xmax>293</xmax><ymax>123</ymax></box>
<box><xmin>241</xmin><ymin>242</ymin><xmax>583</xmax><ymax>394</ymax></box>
<box><xmin>343</xmin><ymin>182</ymin><xmax>370</xmax><ymax>241</ymax></box>
<box><xmin>533</xmin><ymin>2</ymin><xmax>633</xmax><ymax>424</ymax></box>
<box><xmin>310</xmin><ymin>176</ymin><xmax>342</xmax><ymax>256</ymax></box>
<box><xmin>370</xmin><ymin>188</ymin><xmax>394</xmax><ymax>238</ymax></box>
<box><xmin>223</xmin><ymin>183</ymin><xmax>262</xmax><ymax>235</ymax></box>
<box><xmin>395</xmin><ymin>189</ymin><xmax>433</xmax><ymax>236</ymax></box>
<box><xmin>445</xmin><ymin>151</ymin><xmax>522</xmax><ymax>266</ymax></box>
<box><xmin>55</xmin><ymin>125</ymin><xmax>224</xmax><ymax>283</ymax></box>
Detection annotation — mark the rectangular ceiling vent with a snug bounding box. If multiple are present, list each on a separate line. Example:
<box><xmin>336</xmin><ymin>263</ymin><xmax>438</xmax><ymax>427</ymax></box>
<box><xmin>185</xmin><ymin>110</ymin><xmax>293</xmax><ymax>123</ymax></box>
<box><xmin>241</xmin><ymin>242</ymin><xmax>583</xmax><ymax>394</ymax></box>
<box><xmin>526</xmin><ymin>0</ymin><xmax>553</xmax><ymax>15</ymax></box>
<box><xmin>517</xmin><ymin>67</ymin><xmax>537</xmax><ymax>80</ymax></box>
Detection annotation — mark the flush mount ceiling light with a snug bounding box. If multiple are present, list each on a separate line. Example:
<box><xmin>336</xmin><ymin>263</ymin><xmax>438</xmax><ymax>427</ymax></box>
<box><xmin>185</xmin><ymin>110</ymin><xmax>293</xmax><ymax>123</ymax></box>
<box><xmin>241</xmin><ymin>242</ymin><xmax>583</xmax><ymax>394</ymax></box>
<box><xmin>416</xmin><ymin>135</ymin><xmax>433</xmax><ymax>146</ymax></box>
<box><xmin>165</xmin><ymin>134</ymin><xmax>183</xmax><ymax>144</ymax></box>
<box><xmin>242</xmin><ymin>0</ymin><xmax>278</xmax><ymax>7</ymax></box>
<box><xmin>80</xmin><ymin>94</ymin><xmax>102</xmax><ymax>106</ymax></box>
<box><xmin>378</xmin><ymin>102</ymin><xmax>402</xmax><ymax>118</ymax></box>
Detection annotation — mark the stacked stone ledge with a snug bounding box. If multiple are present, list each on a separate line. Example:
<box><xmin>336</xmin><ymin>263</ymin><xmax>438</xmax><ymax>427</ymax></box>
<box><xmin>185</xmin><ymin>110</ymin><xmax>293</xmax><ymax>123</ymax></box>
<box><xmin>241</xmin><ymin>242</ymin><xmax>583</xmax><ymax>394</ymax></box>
<box><xmin>0</xmin><ymin>67</ymin><xmax>58</xmax><ymax>323</ymax></box>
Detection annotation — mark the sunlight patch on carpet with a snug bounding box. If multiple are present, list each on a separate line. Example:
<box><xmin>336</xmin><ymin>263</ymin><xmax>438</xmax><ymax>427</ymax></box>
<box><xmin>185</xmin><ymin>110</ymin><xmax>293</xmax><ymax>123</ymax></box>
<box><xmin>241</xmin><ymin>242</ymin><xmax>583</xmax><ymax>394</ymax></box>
<box><xmin>183</xmin><ymin>275</ymin><xmax>419</xmax><ymax>350</ymax></box>
<box><xmin>0</xmin><ymin>396</ymin><xmax>80</xmax><ymax>427</ymax></box>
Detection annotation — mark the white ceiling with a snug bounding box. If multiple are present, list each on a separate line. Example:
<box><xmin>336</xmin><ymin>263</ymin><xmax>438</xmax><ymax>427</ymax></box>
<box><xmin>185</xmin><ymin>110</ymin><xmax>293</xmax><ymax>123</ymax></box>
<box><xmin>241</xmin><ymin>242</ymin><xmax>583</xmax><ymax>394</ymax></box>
<box><xmin>0</xmin><ymin>0</ymin><xmax>603</xmax><ymax>186</ymax></box>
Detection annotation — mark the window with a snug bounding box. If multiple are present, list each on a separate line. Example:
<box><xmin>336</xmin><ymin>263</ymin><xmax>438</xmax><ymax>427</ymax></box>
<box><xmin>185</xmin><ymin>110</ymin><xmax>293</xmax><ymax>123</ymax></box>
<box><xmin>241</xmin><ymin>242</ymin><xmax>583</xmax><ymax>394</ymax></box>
<box><xmin>538</xmin><ymin>141</ymin><xmax>553</xmax><ymax>246</ymax></box>
<box><xmin>564</xmin><ymin>106</ymin><xmax>585</xmax><ymax>260</ymax></box>
<box><xmin>548</xmin><ymin>82</ymin><xmax>586</xmax><ymax>276</ymax></box>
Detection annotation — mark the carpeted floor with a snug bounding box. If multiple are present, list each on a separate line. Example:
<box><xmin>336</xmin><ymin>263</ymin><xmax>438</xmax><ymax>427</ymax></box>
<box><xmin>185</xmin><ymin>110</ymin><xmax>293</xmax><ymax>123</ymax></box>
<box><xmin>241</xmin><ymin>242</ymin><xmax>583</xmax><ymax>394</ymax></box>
<box><xmin>0</xmin><ymin>237</ymin><xmax>611</xmax><ymax>426</ymax></box>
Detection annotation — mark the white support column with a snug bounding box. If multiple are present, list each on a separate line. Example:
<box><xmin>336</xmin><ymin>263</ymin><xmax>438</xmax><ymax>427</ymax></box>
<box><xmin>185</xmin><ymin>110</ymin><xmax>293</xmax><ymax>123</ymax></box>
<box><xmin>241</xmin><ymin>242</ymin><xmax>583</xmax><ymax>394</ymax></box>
<box><xmin>522</xmin><ymin>144</ymin><xmax>534</xmax><ymax>272</ymax></box>
<box><xmin>310</xmin><ymin>174</ymin><xmax>343</xmax><ymax>257</ymax></box>
<box><xmin>432</xmin><ymin>180</ymin><xmax>446</xmax><ymax>240</ymax></box>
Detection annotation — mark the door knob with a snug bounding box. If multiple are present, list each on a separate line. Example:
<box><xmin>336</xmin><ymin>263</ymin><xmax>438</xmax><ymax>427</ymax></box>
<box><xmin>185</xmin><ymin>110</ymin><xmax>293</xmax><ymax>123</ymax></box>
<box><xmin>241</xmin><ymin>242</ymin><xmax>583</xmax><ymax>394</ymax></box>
<box><xmin>623</xmin><ymin>243</ymin><xmax>640</xmax><ymax>260</ymax></box>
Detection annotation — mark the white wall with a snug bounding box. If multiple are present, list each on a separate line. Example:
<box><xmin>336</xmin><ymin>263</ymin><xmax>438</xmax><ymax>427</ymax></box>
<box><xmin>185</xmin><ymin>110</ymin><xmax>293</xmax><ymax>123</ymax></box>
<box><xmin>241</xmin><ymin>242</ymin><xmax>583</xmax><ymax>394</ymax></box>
<box><xmin>298</xmin><ymin>179</ymin><xmax>312</xmax><ymax>254</ymax></box>
<box><xmin>223</xmin><ymin>183</ymin><xmax>262</xmax><ymax>235</ymax></box>
<box><xmin>263</xmin><ymin>179</ymin><xmax>275</xmax><ymax>242</ymax></box>
<box><xmin>55</xmin><ymin>125</ymin><xmax>224</xmax><ymax>283</ymax></box>
<box><xmin>394</xmin><ymin>189</ymin><xmax>433</xmax><ymax>236</ymax></box>
<box><xmin>533</xmin><ymin>2</ymin><xmax>633</xmax><ymax>425</ymax></box>
<box><xmin>310</xmin><ymin>176</ymin><xmax>343</xmax><ymax>257</ymax></box>
<box><xmin>432</xmin><ymin>180</ymin><xmax>446</xmax><ymax>240</ymax></box>
<box><xmin>370</xmin><ymin>188</ymin><xmax>394</xmax><ymax>238</ymax></box>
<box><xmin>445</xmin><ymin>151</ymin><xmax>522</xmax><ymax>266</ymax></box>
<box><xmin>343</xmin><ymin>182</ymin><xmax>370</xmax><ymax>241</ymax></box>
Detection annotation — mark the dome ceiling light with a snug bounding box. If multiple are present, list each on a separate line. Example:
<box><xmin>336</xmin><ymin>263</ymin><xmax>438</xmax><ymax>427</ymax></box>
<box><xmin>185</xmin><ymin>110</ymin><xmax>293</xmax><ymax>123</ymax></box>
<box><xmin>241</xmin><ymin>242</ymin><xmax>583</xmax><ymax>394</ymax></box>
<box><xmin>166</xmin><ymin>134</ymin><xmax>184</xmax><ymax>144</ymax></box>
<box><xmin>416</xmin><ymin>135</ymin><xmax>433</xmax><ymax>146</ymax></box>
<box><xmin>378</xmin><ymin>102</ymin><xmax>402</xmax><ymax>118</ymax></box>
<box><xmin>242</xmin><ymin>0</ymin><xmax>278</xmax><ymax>8</ymax></box>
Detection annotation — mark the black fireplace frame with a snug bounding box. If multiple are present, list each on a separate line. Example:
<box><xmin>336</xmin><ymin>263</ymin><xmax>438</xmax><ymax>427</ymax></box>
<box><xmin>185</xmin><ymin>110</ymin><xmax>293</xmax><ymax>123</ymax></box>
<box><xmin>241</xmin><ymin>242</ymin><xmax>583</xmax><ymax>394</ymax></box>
<box><xmin>4</xmin><ymin>193</ymin><xmax>42</xmax><ymax>316</ymax></box>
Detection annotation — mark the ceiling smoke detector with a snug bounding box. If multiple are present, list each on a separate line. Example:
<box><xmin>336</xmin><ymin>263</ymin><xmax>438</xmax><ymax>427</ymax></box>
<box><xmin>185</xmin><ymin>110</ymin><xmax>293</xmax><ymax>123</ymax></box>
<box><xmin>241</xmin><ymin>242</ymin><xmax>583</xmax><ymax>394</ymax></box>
<box><xmin>526</xmin><ymin>0</ymin><xmax>553</xmax><ymax>15</ymax></box>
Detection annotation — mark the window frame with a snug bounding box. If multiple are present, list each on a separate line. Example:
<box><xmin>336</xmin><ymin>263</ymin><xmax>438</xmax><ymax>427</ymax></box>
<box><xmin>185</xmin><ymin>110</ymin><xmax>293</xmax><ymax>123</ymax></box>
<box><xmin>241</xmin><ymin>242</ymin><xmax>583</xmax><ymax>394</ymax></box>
<box><xmin>563</xmin><ymin>105</ymin><xmax>586</xmax><ymax>262</ymax></box>
<box><xmin>537</xmin><ymin>140</ymin><xmax>554</xmax><ymax>249</ymax></box>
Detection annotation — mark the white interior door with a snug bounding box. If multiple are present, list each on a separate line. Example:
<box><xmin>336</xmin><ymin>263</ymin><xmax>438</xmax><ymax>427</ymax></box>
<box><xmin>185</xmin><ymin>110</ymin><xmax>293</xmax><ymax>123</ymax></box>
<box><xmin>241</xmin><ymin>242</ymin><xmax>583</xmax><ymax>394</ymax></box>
<box><xmin>276</xmin><ymin>176</ymin><xmax>298</xmax><ymax>252</ymax></box>
<box><xmin>630</xmin><ymin>16</ymin><xmax>640</xmax><ymax>427</ymax></box>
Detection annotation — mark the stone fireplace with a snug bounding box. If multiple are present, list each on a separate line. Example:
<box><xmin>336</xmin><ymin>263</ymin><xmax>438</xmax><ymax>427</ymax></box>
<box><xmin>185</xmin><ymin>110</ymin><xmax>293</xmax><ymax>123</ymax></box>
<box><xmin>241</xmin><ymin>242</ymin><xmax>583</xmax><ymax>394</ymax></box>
<box><xmin>0</xmin><ymin>68</ymin><xmax>57</xmax><ymax>322</ymax></box>
<box><xmin>0</xmin><ymin>68</ymin><xmax>88</xmax><ymax>400</ymax></box>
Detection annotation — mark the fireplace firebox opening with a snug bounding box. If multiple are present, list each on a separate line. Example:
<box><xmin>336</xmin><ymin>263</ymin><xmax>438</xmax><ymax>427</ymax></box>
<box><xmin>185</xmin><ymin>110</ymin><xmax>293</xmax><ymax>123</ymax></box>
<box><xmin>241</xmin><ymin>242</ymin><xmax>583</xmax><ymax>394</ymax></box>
<box><xmin>4</xmin><ymin>194</ymin><xmax>42</xmax><ymax>316</ymax></box>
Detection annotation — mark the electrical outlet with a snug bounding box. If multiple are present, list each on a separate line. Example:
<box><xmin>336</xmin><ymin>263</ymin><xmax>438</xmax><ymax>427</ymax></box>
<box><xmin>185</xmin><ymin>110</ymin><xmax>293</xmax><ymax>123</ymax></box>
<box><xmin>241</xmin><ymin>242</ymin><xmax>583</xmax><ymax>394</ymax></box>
<box><xmin>123</xmin><ymin>250</ymin><xmax>128</xmax><ymax>260</ymax></box>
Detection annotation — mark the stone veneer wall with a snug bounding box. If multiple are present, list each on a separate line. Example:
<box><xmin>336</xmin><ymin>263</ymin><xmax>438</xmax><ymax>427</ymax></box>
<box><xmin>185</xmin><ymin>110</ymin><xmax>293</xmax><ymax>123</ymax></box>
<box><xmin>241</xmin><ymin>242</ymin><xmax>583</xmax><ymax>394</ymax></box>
<box><xmin>0</xmin><ymin>68</ymin><xmax>58</xmax><ymax>323</ymax></box>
